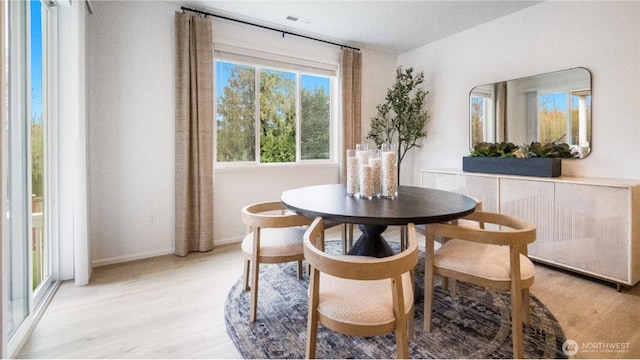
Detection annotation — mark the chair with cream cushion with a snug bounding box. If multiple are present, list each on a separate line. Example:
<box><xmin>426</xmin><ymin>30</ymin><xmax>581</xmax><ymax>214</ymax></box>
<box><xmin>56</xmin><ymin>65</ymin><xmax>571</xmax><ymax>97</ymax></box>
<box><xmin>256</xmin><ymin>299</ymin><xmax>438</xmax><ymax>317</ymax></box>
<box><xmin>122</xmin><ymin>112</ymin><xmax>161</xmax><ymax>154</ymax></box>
<box><xmin>423</xmin><ymin>211</ymin><xmax>536</xmax><ymax>359</ymax></box>
<box><xmin>440</xmin><ymin>195</ymin><xmax>483</xmax><ymax>297</ymax></box>
<box><xmin>241</xmin><ymin>201</ymin><xmax>312</xmax><ymax>322</ymax></box>
<box><xmin>303</xmin><ymin>217</ymin><xmax>418</xmax><ymax>359</ymax></box>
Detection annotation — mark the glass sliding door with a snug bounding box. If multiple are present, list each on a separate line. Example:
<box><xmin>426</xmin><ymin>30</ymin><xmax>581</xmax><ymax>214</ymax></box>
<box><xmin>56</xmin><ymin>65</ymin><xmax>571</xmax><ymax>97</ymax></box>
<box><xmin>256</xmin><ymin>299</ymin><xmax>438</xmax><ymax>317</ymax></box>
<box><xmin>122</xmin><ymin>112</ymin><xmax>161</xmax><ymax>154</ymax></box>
<box><xmin>6</xmin><ymin>0</ymin><xmax>30</xmax><ymax>341</ymax></box>
<box><xmin>30</xmin><ymin>0</ymin><xmax>52</xmax><ymax>302</ymax></box>
<box><xmin>5</xmin><ymin>0</ymin><xmax>58</xmax><ymax>355</ymax></box>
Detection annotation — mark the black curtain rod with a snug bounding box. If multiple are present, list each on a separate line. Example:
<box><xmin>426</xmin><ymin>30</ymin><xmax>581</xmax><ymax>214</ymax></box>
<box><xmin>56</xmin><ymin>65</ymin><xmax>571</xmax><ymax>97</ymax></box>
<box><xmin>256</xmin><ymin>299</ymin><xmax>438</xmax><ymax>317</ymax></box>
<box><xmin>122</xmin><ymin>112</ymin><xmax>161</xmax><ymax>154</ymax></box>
<box><xmin>181</xmin><ymin>6</ymin><xmax>360</xmax><ymax>52</ymax></box>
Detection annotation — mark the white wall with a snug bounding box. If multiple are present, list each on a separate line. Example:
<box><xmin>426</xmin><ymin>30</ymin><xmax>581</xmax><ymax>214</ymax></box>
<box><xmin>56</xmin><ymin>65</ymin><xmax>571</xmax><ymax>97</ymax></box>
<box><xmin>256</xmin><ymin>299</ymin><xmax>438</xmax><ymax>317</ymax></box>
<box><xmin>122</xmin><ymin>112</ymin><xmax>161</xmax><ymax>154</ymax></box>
<box><xmin>87</xmin><ymin>1</ymin><xmax>395</xmax><ymax>264</ymax></box>
<box><xmin>360</xmin><ymin>48</ymin><xmax>398</xmax><ymax>149</ymax></box>
<box><xmin>398</xmin><ymin>1</ymin><xmax>640</xmax><ymax>185</ymax></box>
<box><xmin>87</xmin><ymin>1</ymin><xmax>177</xmax><ymax>266</ymax></box>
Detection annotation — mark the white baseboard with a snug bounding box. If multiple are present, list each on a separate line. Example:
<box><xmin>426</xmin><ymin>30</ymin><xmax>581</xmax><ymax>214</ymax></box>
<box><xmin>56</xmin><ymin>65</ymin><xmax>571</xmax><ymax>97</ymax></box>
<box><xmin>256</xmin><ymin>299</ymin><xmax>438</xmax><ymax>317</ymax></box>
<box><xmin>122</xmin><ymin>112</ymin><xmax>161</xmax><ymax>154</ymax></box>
<box><xmin>91</xmin><ymin>237</ymin><xmax>243</xmax><ymax>267</ymax></box>
<box><xmin>92</xmin><ymin>248</ymin><xmax>174</xmax><ymax>267</ymax></box>
<box><xmin>214</xmin><ymin>236</ymin><xmax>243</xmax><ymax>247</ymax></box>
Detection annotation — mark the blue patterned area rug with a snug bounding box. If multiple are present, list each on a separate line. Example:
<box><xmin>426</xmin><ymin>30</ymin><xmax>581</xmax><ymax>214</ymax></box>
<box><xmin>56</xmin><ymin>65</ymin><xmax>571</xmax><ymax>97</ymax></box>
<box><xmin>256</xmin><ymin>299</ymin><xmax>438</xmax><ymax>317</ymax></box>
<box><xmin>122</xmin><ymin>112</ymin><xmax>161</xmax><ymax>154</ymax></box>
<box><xmin>224</xmin><ymin>241</ymin><xmax>566</xmax><ymax>359</ymax></box>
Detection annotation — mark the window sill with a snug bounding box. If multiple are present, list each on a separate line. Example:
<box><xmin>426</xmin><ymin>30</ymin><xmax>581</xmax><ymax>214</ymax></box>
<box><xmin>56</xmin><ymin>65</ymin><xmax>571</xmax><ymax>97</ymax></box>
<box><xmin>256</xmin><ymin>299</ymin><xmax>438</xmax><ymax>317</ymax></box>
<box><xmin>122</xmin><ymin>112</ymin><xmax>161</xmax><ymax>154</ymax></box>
<box><xmin>214</xmin><ymin>161</ymin><xmax>339</xmax><ymax>174</ymax></box>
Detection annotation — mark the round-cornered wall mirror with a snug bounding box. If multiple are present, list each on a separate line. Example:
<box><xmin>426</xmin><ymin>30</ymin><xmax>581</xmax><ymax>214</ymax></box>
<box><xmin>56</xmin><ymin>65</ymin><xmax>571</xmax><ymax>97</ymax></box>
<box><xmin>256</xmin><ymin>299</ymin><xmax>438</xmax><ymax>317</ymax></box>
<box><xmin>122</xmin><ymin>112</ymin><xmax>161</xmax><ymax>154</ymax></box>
<box><xmin>470</xmin><ymin>67</ymin><xmax>592</xmax><ymax>158</ymax></box>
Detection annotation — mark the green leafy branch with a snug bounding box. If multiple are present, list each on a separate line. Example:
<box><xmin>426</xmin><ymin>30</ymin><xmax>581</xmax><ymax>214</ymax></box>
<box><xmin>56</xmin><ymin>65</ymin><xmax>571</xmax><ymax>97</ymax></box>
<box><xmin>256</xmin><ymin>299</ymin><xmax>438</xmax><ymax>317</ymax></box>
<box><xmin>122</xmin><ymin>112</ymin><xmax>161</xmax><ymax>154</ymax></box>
<box><xmin>367</xmin><ymin>66</ymin><xmax>429</xmax><ymax>182</ymax></box>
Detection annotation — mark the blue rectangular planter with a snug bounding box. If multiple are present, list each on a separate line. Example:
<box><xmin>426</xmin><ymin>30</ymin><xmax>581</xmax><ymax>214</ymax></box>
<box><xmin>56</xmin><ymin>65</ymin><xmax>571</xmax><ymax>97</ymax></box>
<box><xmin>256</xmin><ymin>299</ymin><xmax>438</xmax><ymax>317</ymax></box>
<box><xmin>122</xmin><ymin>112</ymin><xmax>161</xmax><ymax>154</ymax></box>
<box><xmin>462</xmin><ymin>156</ymin><xmax>561</xmax><ymax>177</ymax></box>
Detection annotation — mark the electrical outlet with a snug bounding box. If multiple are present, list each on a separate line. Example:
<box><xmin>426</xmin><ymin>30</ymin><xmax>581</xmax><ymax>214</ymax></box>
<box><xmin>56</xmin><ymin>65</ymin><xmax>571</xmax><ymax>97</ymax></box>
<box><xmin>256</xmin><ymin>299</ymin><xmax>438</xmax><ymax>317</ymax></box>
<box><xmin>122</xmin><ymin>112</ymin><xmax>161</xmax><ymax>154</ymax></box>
<box><xmin>149</xmin><ymin>213</ymin><xmax>158</xmax><ymax>225</ymax></box>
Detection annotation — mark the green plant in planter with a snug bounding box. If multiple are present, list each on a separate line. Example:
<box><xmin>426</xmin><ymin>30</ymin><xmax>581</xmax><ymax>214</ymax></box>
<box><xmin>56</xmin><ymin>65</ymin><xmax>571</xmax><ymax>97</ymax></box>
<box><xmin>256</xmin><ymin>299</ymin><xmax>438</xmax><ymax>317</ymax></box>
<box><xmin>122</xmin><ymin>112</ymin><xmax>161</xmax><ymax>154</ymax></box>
<box><xmin>470</xmin><ymin>142</ymin><xmax>518</xmax><ymax>157</ymax></box>
<box><xmin>367</xmin><ymin>66</ymin><xmax>429</xmax><ymax>184</ymax></box>
<box><xmin>470</xmin><ymin>141</ymin><xmax>577</xmax><ymax>158</ymax></box>
<box><xmin>522</xmin><ymin>142</ymin><xmax>576</xmax><ymax>158</ymax></box>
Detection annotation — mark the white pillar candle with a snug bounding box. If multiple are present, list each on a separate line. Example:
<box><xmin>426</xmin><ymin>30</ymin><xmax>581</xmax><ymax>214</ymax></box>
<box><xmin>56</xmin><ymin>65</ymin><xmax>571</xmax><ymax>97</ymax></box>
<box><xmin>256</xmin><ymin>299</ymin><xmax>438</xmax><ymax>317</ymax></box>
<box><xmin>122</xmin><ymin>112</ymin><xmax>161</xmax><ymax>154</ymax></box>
<box><xmin>346</xmin><ymin>149</ymin><xmax>358</xmax><ymax>196</ymax></box>
<box><xmin>369</xmin><ymin>156</ymin><xmax>381</xmax><ymax>196</ymax></box>
<box><xmin>359</xmin><ymin>164</ymin><xmax>375</xmax><ymax>199</ymax></box>
<box><xmin>381</xmin><ymin>150</ymin><xmax>397</xmax><ymax>198</ymax></box>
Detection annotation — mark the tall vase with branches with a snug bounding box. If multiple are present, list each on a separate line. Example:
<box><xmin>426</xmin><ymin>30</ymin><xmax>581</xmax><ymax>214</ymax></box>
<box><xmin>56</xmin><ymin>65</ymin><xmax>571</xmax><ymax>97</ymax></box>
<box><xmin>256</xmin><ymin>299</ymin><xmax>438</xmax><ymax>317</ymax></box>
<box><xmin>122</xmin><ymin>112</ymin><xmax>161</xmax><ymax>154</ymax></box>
<box><xmin>367</xmin><ymin>66</ymin><xmax>429</xmax><ymax>185</ymax></box>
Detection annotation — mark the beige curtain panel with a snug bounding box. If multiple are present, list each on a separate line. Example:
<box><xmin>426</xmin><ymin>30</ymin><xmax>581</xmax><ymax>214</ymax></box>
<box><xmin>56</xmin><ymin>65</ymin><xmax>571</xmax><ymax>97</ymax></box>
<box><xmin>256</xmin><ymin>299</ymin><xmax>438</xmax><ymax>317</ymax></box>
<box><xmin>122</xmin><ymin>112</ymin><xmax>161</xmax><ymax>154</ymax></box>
<box><xmin>340</xmin><ymin>49</ymin><xmax>362</xmax><ymax>184</ymax></box>
<box><xmin>174</xmin><ymin>12</ymin><xmax>215</xmax><ymax>256</ymax></box>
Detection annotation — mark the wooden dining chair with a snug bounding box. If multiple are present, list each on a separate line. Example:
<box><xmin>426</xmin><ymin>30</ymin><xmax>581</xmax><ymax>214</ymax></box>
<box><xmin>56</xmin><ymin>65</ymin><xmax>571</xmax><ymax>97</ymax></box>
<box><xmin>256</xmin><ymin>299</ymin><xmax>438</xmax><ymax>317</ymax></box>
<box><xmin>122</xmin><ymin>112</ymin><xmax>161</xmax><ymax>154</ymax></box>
<box><xmin>437</xmin><ymin>195</ymin><xmax>483</xmax><ymax>297</ymax></box>
<box><xmin>241</xmin><ymin>201</ymin><xmax>312</xmax><ymax>322</ymax></box>
<box><xmin>423</xmin><ymin>211</ymin><xmax>536</xmax><ymax>359</ymax></box>
<box><xmin>303</xmin><ymin>217</ymin><xmax>419</xmax><ymax>359</ymax></box>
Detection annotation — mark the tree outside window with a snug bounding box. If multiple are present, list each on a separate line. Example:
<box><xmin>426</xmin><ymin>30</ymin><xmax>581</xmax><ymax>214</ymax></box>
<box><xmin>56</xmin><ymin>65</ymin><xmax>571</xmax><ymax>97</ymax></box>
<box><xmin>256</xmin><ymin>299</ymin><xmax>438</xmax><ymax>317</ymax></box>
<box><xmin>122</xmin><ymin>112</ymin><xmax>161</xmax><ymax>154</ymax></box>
<box><xmin>216</xmin><ymin>60</ymin><xmax>332</xmax><ymax>164</ymax></box>
<box><xmin>301</xmin><ymin>75</ymin><xmax>330</xmax><ymax>160</ymax></box>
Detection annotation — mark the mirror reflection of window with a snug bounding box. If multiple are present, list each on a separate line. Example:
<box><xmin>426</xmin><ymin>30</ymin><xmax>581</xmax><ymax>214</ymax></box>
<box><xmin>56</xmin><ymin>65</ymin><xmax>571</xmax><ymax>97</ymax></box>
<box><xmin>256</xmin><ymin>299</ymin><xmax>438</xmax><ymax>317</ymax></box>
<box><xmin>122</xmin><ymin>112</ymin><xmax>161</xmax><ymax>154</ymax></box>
<box><xmin>470</xmin><ymin>86</ymin><xmax>495</xmax><ymax>145</ymax></box>
<box><xmin>536</xmin><ymin>90</ymin><xmax>591</xmax><ymax>149</ymax></box>
<box><xmin>538</xmin><ymin>92</ymin><xmax>569</xmax><ymax>144</ymax></box>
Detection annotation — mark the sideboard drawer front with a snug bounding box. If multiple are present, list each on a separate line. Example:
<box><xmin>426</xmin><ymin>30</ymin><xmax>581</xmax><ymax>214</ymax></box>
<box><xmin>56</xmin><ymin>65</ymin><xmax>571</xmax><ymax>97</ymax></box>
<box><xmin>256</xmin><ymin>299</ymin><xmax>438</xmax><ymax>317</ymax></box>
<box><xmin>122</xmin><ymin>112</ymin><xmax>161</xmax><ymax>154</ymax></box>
<box><xmin>421</xmin><ymin>172</ymin><xmax>498</xmax><ymax>213</ymax></box>
<box><xmin>499</xmin><ymin>178</ymin><xmax>555</xmax><ymax>261</ymax></box>
<box><xmin>554</xmin><ymin>183</ymin><xmax>629</xmax><ymax>282</ymax></box>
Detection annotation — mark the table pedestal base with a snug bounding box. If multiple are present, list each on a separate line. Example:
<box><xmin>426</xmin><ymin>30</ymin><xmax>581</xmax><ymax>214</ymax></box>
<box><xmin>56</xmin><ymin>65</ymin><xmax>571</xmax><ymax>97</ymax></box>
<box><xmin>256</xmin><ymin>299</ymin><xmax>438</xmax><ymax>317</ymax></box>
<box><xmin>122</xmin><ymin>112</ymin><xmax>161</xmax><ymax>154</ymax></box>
<box><xmin>347</xmin><ymin>224</ymin><xmax>395</xmax><ymax>258</ymax></box>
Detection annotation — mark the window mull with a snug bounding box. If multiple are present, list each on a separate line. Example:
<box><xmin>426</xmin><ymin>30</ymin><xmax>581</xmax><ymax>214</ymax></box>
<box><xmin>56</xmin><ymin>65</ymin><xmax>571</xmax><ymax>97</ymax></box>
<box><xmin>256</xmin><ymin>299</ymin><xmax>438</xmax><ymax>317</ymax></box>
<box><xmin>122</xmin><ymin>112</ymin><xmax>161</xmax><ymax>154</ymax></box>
<box><xmin>181</xmin><ymin>6</ymin><xmax>361</xmax><ymax>52</ymax></box>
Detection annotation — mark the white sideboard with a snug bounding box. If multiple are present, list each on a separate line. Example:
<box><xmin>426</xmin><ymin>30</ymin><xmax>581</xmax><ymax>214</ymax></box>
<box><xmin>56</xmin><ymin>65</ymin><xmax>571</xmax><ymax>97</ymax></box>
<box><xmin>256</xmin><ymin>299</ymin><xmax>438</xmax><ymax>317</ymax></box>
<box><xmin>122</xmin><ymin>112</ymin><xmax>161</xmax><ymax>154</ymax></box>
<box><xmin>421</xmin><ymin>169</ymin><xmax>640</xmax><ymax>288</ymax></box>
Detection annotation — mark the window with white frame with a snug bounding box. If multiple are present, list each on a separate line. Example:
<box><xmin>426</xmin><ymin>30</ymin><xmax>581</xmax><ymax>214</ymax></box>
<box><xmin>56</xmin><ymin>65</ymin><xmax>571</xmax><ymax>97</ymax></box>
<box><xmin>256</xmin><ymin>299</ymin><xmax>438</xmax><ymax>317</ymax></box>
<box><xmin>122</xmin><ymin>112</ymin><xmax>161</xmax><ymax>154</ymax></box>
<box><xmin>214</xmin><ymin>45</ymin><xmax>337</xmax><ymax>164</ymax></box>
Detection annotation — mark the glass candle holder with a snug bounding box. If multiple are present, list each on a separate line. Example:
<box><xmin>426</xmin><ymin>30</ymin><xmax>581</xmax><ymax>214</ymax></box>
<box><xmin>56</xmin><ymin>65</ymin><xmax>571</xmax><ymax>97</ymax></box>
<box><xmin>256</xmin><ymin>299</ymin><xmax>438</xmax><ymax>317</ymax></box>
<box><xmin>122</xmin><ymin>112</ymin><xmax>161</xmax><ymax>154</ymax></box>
<box><xmin>368</xmin><ymin>149</ymin><xmax>381</xmax><ymax>197</ymax></box>
<box><xmin>355</xmin><ymin>144</ymin><xmax>369</xmax><ymax>198</ymax></box>
<box><xmin>346</xmin><ymin>149</ymin><xmax>358</xmax><ymax>196</ymax></box>
<box><xmin>359</xmin><ymin>163</ymin><xmax>375</xmax><ymax>199</ymax></box>
<box><xmin>381</xmin><ymin>143</ymin><xmax>397</xmax><ymax>199</ymax></box>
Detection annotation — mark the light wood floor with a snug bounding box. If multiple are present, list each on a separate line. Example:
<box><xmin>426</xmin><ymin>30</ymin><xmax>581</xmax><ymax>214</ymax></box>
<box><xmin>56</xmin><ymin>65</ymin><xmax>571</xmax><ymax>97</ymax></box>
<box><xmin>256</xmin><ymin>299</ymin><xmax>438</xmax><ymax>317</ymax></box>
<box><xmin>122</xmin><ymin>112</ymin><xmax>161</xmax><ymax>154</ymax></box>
<box><xmin>18</xmin><ymin>227</ymin><xmax>640</xmax><ymax>359</ymax></box>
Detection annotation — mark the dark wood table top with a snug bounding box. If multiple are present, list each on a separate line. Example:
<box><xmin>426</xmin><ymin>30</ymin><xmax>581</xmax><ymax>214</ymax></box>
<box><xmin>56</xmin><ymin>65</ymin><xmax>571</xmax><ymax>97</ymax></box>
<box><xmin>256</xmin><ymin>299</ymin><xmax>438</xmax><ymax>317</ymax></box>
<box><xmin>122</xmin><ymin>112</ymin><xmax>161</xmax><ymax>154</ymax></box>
<box><xmin>281</xmin><ymin>184</ymin><xmax>477</xmax><ymax>226</ymax></box>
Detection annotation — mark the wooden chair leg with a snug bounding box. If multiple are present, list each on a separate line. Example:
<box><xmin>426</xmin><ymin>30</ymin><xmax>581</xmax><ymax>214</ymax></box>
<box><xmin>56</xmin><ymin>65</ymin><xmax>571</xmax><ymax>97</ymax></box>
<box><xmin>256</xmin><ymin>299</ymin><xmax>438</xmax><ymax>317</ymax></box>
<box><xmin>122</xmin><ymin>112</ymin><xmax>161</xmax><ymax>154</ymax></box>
<box><xmin>306</xmin><ymin>318</ymin><xmax>318</xmax><ymax>359</ymax></box>
<box><xmin>242</xmin><ymin>258</ymin><xmax>251</xmax><ymax>291</ymax></box>
<box><xmin>511</xmin><ymin>285</ymin><xmax>524</xmax><ymax>359</ymax></box>
<box><xmin>306</xmin><ymin>269</ymin><xmax>320</xmax><ymax>359</ymax></box>
<box><xmin>449</xmin><ymin>279</ymin><xmax>458</xmax><ymax>298</ymax></box>
<box><xmin>408</xmin><ymin>269</ymin><xmax>415</xmax><ymax>340</ymax></box>
<box><xmin>395</xmin><ymin>325</ymin><xmax>409</xmax><ymax>359</ymax></box>
<box><xmin>424</xmin><ymin>271</ymin><xmax>435</xmax><ymax>332</ymax></box>
<box><xmin>392</xmin><ymin>277</ymin><xmax>409</xmax><ymax>359</ymax></box>
<box><xmin>297</xmin><ymin>260</ymin><xmax>303</xmax><ymax>279</ymax></box>
<box><xmin>407</xmin><ymin>306</ymin><xmax>415</xmax><ymax>341</ymax></box>
<box><xmin>249</xmin><ymin>259</ymin><xmax>259</xmax><ymax>322</ymax></box>
<box><xmin>424</xmin><ymin>233</ymin><xmax>436</xmax><ymax>332</ymax></box>
<box><xmin>522</xmin><ymin>288</ymin><xmax>531</xmax><ymax>324</ymax></box>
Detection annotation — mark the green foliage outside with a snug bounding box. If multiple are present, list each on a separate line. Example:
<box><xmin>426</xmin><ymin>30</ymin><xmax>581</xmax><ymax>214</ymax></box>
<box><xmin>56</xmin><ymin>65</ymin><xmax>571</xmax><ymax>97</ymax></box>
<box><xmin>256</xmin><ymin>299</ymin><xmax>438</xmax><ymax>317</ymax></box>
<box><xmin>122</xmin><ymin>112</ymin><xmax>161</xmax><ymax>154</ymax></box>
<box><xmin>301</xmin><ymin>85</ymin><xmax>330</xmax><ymax>160</ymax></box>
<box><xmin>216</xmin><ymin>61</ymin><xmax>330</xmax><ymax>163</ymax></box>
<box><xmin>259</xmin><ymin>69</ymin><xmax>296</xmax><ymax>163</ymax></box>
<box><xmin>538</xmin><ymin>94</ymin><xmax>590</xmax><ymax>145</ymax></box>
<box><xmin>538</xmin><ymin>94</ymin><xmax>569</xmax><ymax>144</ymax></box>
<box><xmin>217</xmin><ymin>64</ymin><xmax>256</xmax><ymax>162</ymax></box>
<box><xmin>470</xmin><ymin>97</ymin><xmax>485</xmax><ymax>144</ymax></box>
<box><xmin>31</xmin><ymin>120</ymin><xmax>43</xmax><ymax>197</ymax></box>
<box><xmin>31</xmin><ymin>112</ymin><xmax>44</xmax><ymax>290</ymax></box>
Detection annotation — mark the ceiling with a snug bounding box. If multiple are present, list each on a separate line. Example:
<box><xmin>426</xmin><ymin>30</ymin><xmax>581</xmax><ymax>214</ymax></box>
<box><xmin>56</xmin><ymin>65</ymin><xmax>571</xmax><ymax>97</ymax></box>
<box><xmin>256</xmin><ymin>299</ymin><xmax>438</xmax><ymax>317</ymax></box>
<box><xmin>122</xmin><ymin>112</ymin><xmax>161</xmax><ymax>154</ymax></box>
<box><xmin>178</xmin><ymin>1</ymin><xmax>541</xmax><ymax>54</ymax></box>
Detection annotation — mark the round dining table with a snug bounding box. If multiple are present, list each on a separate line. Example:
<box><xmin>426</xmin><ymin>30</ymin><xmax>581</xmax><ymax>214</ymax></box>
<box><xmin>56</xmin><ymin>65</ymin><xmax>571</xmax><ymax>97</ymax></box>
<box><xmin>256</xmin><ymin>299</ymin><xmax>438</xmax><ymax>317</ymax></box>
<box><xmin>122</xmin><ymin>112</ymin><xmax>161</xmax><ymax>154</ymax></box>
<box><xmin>281</xmin><ymin>184</ymin><xmax>477</xmax><ymax>257</ymax></box>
